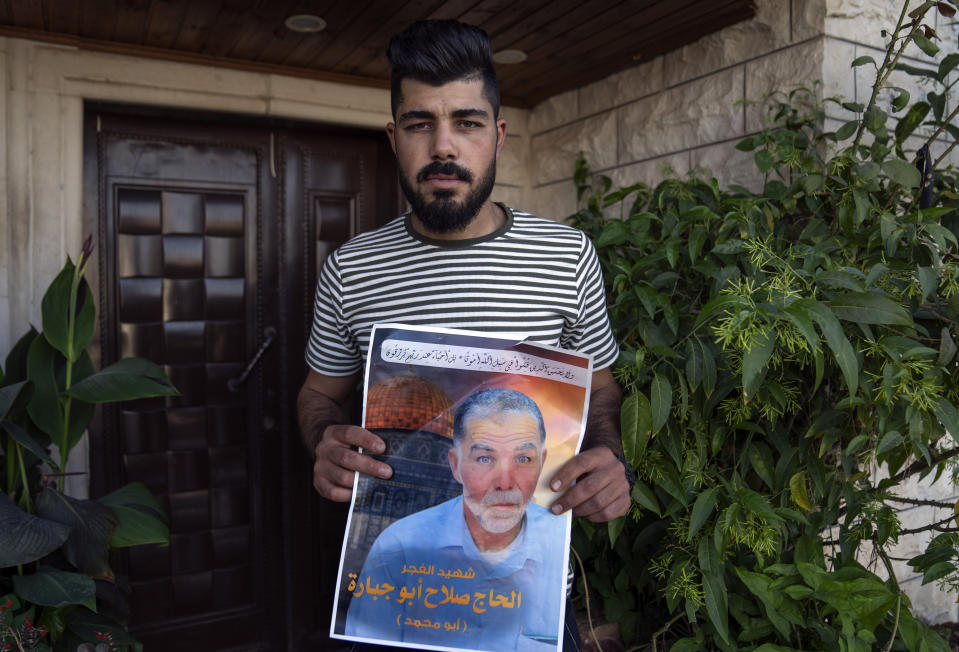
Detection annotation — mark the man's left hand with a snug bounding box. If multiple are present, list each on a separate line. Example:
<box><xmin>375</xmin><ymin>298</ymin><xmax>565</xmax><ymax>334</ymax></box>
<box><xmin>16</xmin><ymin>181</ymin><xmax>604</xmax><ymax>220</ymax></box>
<box><xmin>548</xmin><ymin>445</ymin><xmax>630</xmax><ymax>521</ymax></box>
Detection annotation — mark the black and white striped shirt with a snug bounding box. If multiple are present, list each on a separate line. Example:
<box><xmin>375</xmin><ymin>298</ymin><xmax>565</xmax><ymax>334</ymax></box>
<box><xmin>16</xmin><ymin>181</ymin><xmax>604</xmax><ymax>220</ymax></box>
<box><xmin>305</xmin><ymin>205</ymin><xmax>619</xmax><ymax>376</ymax></box>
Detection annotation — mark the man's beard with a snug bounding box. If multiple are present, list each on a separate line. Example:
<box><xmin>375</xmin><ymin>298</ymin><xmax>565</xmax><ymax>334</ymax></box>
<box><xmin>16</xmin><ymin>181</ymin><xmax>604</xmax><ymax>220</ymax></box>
<box><xmin>399</xmin><ymin>159</ymin><xmax>496</xmax><ymax>234</ymax></box>
<box><xmin>463</xmin><ymin>489</ymin><xmax>527</xmax><ymax>534</ymax></box>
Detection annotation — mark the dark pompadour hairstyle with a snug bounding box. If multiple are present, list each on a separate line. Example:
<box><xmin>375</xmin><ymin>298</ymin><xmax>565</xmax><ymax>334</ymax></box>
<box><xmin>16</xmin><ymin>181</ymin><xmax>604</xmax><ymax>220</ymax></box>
<box><xmin>386</xmin><ymin>20</ymin><xmax>500</xmax><ymax>118</ymax></box>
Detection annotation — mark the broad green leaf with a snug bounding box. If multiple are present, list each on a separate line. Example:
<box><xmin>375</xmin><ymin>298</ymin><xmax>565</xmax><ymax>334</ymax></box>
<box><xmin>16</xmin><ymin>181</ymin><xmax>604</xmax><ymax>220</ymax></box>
<box><xmin>98</xmin><ymin>481</ymin><xmax>169</xmax><ymax>548</ymax></box>
<box><xmin>830</xmin><ymin>291</ymin><xmax>912</xmax><ymax>326</ymax></box>
<box><xmin>835</xmin><ymin>120</ymin><xmax>859</xmax><ymax>141</ymax></box>
<box><xmin>733</xmin><ymin>567</ymin><xmax>791</xmax><ymax>637</ymax></box>
<box><xmin>747</xmin><ymin>442</ymin><xmax>775</xmax><ymax>488</ymax></box>
<box><xmin>699</xmin><ymin>539</ymin><xmax>730</xmax><ymax>644</ymax></box>
<box><xmin>738</xmin><ymin>488</ymin><xmax>781</xmax><ymax>523</ymax></box>
<box><xmin>685</xmin><ymin>339</ymin><xmax>703</xmax><ymax>391</ymax></box>
<box><xmin>882</xmin><ymin>158</ymin><xmax>922</xmax><ymax>188</ymax></box>
<box><xmin>701</xmin><ymin>341</ymin><xmax>718</xmax><ymax>398</ymax></box>
<box><xmin>816</xmin><ymin>270</ymin><xmax>865</xmax><ymax>292</ymax></box>
<box><xmin>789</xmin><ymin>472</ymin><xmax>813</xmax><ymax>512</ymax></box>
<box><xmin>783</xmin><ymin>305</ymin><xmax>824</xmax><ymax>392</ymax></box>
<box><xmin>65</xmin><ymin>357</ymin><xmax>178</xmax><ymax>403</ymax></box>
<box><xmin>36</xmin><ymin>488</ymin><xmax>115</xmax><ymax>580</ymax></box>
<box><xmin>3</xmin><ymin>421</ymin><xmax>57</xmax><ymax>468</ymax></box>
<box><xmin>864</xmin><ymin>106</ymin><xmax>887</xmax><ymax>135</ymax></box>
<box><xmin>688</xmin><ymin>487</ymin><xmax>720</xmax><ymax>539</ymax></box>
<box><xmin>0</xmin><ymin>380</ymin><xmax>30</xmax><ymax>421</ymax></box>
<box><xmin>933</xmin><ymin>398</ymin><xmax>959</xmax><ymax>444</ymax></box>
<box><xmin>4</xmin><ymin>327</ymin><xmax>38</xmax><ymax>383</ymax></box>
<box><xmin>877</xmin><ymin>430</ymin><xmax>904</xmax><ymax>455</ymax></box>
<box><xmin>913</xmin><ymin>31</ymin><xmax>940</xmax><ymax>56</ymax></box>
<box><xmin>845</xmin><ymin>434</ymin><xmax>869</xmax><ymax>457</ymax></box>
<box><xmin>12</xmin><ymin>569</ymin><xmax>96</xmax><ymax>611</ymax></box>
<box><xmin>743</xmin><ymin>331</ymin><xmax>774</xmax><ymax>397</ymax></box>
<box><xmin>938</xmin><ymin>52</ymin><xmax>959</xmax><ymax>81</ymax></box>
<box><xmin>650</xmin><ymin>373</ymin><xmax>671</xmax><ymax>434</ymax></box>
<box><xmin>755</xmin><ymin>149</ymin><xmax>776</xmax><ymax>173</ymax></box>
<box><xmin>694</xmin><ymin>294</ymin><xmax>745</xmax><ymax>327</ymax></box>
<box><xmin>631</xmin><ymin>480</ymin><xmax>660</xmax><ymax>516</ymax></box>
<box><xmin>918</xmin><ymin>266</ymin><xmax>937</xmax><ymax>302</ymax></box>
<box><xmin>892</xmin><ymin>89</ymin><xmax>911</xmax><ymax>112</ymax></box>
<box><xmin>621</xmin><ymin>392</ymin><xmax>652</xmax><ymax>467</ymax></box>
<box><xmin>607</xmin><ymin>517</ymin><xmax>626</xmax><ymax>548</ymax></box>
<box><xmin>793</xmin><ymin>298</ymin><xmax>859</xmax><ymax>394</ymax></box>
<box><xmin>41</xmin><ymin>262</ymin><xmax>77</xmax><ymax>361</ymax></box>
<box><xmin>26</xmin><ymin>334</ymin><xmax>63</xmax><ymax>440</ymax></box>
<box><xmin>894</xmin><ymin>102</ymin><xmax>931</xmax><ymax>144</ymax></box>
<box><xmin>938</xmin><ymin>327</ymin><xmax>957</xmax><ymax>366</ymax></box>
<box><xmin>851</xmin><ymin>56</ymin><xmax>875</xmax><ymax>67</ymax></box>
<box><xmin>0</xmin><ymin>493</ymin><xmax>72</xmax><ymax>567</ymax></box>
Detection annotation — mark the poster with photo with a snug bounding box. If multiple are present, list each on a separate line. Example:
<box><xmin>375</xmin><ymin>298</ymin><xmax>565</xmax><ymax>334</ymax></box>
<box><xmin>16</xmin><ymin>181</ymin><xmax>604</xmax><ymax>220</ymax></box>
<box><xmin>329</xmin><ymin>324</ymin><xmax>593</xmax><ymax>652</ymax></box>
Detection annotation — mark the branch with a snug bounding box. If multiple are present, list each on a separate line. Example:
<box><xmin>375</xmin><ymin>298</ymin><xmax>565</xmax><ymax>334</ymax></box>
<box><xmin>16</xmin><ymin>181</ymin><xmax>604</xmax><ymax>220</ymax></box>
<box><xmin>890</xmin><ymin>446</ymin><xmax>959</xmax><ymax>484</ymax></box>
<box><xmin>899</xmin><ymin>513</ymin><xmax>959</xmax><ymax>536</ymax></box>
<box><xmin>886</xmin><ymin>496</ymin><xmax>956</xmax><ymax>509</ymax></box>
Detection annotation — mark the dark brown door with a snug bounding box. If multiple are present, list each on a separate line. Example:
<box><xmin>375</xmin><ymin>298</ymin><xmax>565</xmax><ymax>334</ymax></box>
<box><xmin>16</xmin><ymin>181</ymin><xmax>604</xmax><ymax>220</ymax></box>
<box><xmin>85</xmin><ymin>106</ymin><xmax>398</xmax><ymax>651</ymax></box>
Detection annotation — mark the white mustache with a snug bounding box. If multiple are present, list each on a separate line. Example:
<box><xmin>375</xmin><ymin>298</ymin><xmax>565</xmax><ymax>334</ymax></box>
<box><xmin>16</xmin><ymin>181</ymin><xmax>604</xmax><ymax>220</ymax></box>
<box><xmin>482</xmin><ymin>490</ymin><xmax>524</xmax><ymax>507</ymax></box>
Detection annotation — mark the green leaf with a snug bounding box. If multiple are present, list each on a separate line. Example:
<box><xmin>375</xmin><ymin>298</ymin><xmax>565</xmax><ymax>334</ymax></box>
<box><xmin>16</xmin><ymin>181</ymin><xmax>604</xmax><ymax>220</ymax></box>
<box><xmin>851</xmin><ymin>56</ymin><xmax>875</xmax><ymax>68</ymax></box>
<box><xmin>918</xmin><ymin>266</ymin><xmax>937</xmax><ymax>302</ymax></box>
<box><xmin>36</xmin><ymin>488</ymin><xmax>115</xmax><ymax>580</ymax></box>
<box><xmin>743</xmin><ymin>331</ymin><xmax>774</xmax><ymax>397</ymax></box>
<box><xmin>877</xmin><ymin>430</ymin><xmax>904</xmax><ymax>455</ymax></box>
<box><xmin>892</xmin><ymin>89</ymin><xmax>911</xmax><ymax>112</ymax></box>
<box><xmin>933</xmin><ymin>398</ymin><xmax>959</xmax><ymax>444</ymax></box>
<box><xmin>631</xmin><ymin>480</ymin><xmax>661</xmax><ymax>516</ymax></box>
<box><xmin>783</xmin><ymin>305</ymin><xmax>824</xmax><ymax>392</ymax></box>
<box><xmin>65</xmin><ymin>357</ymin><xmax>178</xmax><ymax>403</ymax></box>
<box><xmin>699</xmin><ymin>540</ymin><xmax>730</xmax><ymax>644</ymax></box>
<box><xmin>792</xmin><ymin>298</ymin><xmax>859</xmax><ymax>394</ymax></box>
<box><xmin>685</xmin><ymin>339</ymin><xmax>703</xmax><ymax>391</ymax></box>
<box><xmin>834</xmin><ymin>120</ymin><xmax>858</xmax><ymax>140</ymax></box>
<box><xmin>607</xmin><ymin>516</ymin><xmax>626</xmax><ymax>548</ymax></box>
<box><xmin>829</xmin><ymin>291</ymin><xmax>913</xmax><ymax>326</ymax></box>
<box><xmin>747</xmin><ymin>443</ymin><xmax>776</xmax><ymax>488</ymax></box>
<box><xmin>882</xmin><ymin>158</ymin><xmax>922</xmax><ymax>188</ymax></box>
<box><xmin>864</xmin><ymin>105</ymin><xmax>887</xmax><ymax>135</ymax></box>
<box><xmin>98</xmin><ymin>481</ymin><xmax>169</xmax><ymax>547</ymax></box>
<box><xmin>912</xmin><ymin>31</ymin><xmax>940</xmax><ymax>56</ymax></box>
<box><xmin>735</xmin><ymin>135</ymin><xmax>759</xmax><ymax>152</ymax></box>
<box><xmin>894</xmin><ymin>102</ymin><xmax>931</xmax><ymax>144</ymax></box>
<box><xmin>938</xmin><ymin>52</ymin><xmax>959</xmax><ymax>81</ymax></box>
<box><xmin>694</xmin><ymin>294</ymin><xmax>744</xmax><ymax>326</ymax></box>
<box><xmin>621</xmin><ymin>392</ymin><xmax>652</xmax><ymax>468</ymax></box>
<box><xmin>2</xmin><ymin>421</ymin><xmax>57</xmax><ymax>469</ymax></box>
<box><xmin>789</xmin><ymin>472</ymin><xmax>813</xmax><ymax>512</ymax></box>
<box><xmin>0</xmin><ymin>380</ymin><xmax>31</xmax><ymax>422</ymax></box>
<box><xmin>938</xmin><ymin>327</ymin><xmax>957</xmax><ymax>366</ymax></box>
<box><xmin>0</xmin><ymin>493</ymin><xmax>72</xmax><ymax>567</ymax></box>
<box><xmin>755</xmin><ymin>149</ymin><xmax>776</xmax><ymax>173</ymax></box>
<box><xmin>688</xmin><ymin>487</ymin><xmax>720</xmax><ymax>539</ymax></box>
<box><xmin>12</xmin><ymin>569</ymin><xmax>96</xmax><ymax>611</ymax></box>
<box><xmin>26</xmin><ymin>334</ymin><xmax>63</xmax><ymax>440</ymax></box>
<box><xmin>650</xmin><ymin>373</ymin><xmax>671</xmax><ymax>434</ymax></box>
<box><xmin>4</xmin><ymin>327</ymin><xmax>38</xmax><ymax>383</ymax></box>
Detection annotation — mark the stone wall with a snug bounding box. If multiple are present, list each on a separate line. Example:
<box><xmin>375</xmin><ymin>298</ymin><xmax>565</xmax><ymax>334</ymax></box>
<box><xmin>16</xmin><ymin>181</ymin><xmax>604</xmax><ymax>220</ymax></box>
<box><xmin>524</xmin><ymin>0</ymin><xmax>958</xmax><ymax>221</ymax></box>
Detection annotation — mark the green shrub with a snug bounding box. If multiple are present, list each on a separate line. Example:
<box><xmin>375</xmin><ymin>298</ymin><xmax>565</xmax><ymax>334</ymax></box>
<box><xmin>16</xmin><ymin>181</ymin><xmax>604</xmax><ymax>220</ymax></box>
<box><xmin>572</xmin><ymin>2</ymin><xmax>959</xmax><ymax>650</ymax></box>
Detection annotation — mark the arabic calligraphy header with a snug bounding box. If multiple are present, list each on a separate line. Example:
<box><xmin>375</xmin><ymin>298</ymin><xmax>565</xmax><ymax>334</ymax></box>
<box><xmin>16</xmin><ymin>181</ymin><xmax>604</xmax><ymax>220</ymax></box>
<box><xmin>380</xmin><ymin>340</ymin><xmax>589</xmax><ymax>388</ymax></box>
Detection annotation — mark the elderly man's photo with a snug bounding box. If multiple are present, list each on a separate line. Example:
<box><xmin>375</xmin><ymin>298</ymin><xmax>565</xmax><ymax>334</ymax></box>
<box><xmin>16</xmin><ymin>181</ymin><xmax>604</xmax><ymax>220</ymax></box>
<box><xmin>344</xmin><ymin>388</ymin><xmax>566</xmax><ymax>651</ymax></box>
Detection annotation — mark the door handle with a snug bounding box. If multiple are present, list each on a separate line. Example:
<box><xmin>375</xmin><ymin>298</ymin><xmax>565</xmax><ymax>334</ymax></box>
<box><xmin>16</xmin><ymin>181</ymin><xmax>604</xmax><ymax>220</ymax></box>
<box><xmin>227</xmin><ymin>326</ymin><xmax>277</xmax><ymax>392</ymax></box>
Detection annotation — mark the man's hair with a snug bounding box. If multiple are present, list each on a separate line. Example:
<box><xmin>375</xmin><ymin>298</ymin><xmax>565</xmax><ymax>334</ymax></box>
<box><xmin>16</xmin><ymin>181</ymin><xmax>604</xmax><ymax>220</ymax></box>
<box><xmin>453</xmin><ymin>388</ymin><xmax>546</xmax><ymax>445</ymax></box>
<box><xmin>386</xmin><ymin>20</ymin><xmax>500</xmax><ymax>119</ymax></box>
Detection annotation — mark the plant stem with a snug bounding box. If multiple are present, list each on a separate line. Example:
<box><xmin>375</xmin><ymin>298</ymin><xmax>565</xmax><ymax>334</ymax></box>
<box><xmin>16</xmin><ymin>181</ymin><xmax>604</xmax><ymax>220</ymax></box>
<box><xmin>924</xmin><ymin>102</ymin><xmax>959</xmax><ymax>153</ymax></box>
<box><xmin>58</xmin><ymin>264</ymin><xmax>82</xmax><ymax>492</ymax></box>
<box><xmin>16</xmin><ymin>444</ymin><xmax>32</xmax><ymax>513</ymax></box>
<box><xmin>884</xmin><ymin>593</ymin><xmax>902</xmax><ymax>652</ymax></box>
<box><xmin>852</xmin><ymin>1</ymin><xmax>912</xmax><ymax>150</ymax></box>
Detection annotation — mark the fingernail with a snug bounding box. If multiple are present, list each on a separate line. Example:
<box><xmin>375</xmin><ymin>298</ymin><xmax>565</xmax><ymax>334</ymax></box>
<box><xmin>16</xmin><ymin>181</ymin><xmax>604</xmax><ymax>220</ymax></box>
<box><xmin>551</xmin><ymin>504</ymin><xmax>563</xmax><ymax>515</ymax></box>
<box><xmin>374</xmin><ymin>442</ymin><xmax>386</xmax><ymax>453</ymax></box>
<box><xmin>379</xmin><ymin>465</ymin><xmax>392</xmax><ymax>478</ymax></box>
<box><xmin>550</xmin><ymin>479</ymin><xmax>561</xmax><ymax>491</ymax></box>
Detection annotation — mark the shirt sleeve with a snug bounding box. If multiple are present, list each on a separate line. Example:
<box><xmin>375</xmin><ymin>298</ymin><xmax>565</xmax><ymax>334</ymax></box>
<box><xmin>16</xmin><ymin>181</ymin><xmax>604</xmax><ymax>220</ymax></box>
<box><xmin>305</xmin><ymin>252</ymin><xmax>364</xmax><ymax>376</ymax></box>
<box><xmin>561</xmin><ymin>232</ymin><xmax>619</xmax><ymax>370</ymax></box>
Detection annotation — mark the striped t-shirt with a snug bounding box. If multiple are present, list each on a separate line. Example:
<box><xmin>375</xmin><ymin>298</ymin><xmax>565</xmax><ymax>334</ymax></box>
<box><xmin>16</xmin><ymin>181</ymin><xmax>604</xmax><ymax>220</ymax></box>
<box><xmin>305</xmin><ymin>205</ymin><xmax>619</xmax><ymax>376</ymax></box>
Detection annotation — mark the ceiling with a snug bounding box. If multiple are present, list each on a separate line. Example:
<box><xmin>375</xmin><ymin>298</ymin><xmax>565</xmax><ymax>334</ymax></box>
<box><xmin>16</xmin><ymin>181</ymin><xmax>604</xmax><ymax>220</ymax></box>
<box><xmin>0</xmin><ymin>0</ymin><xmax>757</xmax><ymax>108</ymax></box>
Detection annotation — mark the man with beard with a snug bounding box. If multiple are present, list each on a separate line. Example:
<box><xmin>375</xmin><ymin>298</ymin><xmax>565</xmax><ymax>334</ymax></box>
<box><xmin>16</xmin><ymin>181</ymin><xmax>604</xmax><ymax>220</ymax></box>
<box><xmin>344</xmin><ymin>389</ymin><xmax>565</xmax><ymax>651</ymax></box>
<box><xmin>298</xmin><ymin>18</ymin><xmax>634</xmax><ymax>651</ymax></box>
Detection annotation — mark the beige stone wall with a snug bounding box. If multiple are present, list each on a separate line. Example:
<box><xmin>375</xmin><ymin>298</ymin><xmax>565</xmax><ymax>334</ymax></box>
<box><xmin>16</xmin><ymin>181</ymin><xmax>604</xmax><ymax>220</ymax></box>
<box><xmin>0</xmin><ymin>36</ymin><xmax>532</xmax><ymax>355</ymax></box>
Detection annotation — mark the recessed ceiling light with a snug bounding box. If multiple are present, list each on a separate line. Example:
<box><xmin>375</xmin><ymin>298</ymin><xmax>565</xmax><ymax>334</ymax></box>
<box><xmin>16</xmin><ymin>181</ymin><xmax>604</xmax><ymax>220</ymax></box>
<box><xmin>493</xmin><ymin>49</ymin><xmax>527</xmax><ymax>64</ymax></box>
<box><xmin>285</xmin><ymin>14</ymin><xmax>327</xmax><ymax>33</ymax></box>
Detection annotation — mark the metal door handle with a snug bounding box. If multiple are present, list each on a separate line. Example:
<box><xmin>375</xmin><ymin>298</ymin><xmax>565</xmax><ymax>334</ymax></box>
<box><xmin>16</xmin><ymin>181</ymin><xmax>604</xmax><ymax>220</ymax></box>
<box><xmin>227</xmin><ymin>326</ymin><xmax>276</xmax><ymax>392</ymax></box>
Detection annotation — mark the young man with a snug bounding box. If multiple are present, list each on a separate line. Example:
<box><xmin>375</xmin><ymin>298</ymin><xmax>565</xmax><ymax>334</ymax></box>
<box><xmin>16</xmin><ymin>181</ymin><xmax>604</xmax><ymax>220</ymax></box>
<box><xmin>298</xmin><ymin>19</ymin><xmax>634</xmax><ymax>651</ymax></box>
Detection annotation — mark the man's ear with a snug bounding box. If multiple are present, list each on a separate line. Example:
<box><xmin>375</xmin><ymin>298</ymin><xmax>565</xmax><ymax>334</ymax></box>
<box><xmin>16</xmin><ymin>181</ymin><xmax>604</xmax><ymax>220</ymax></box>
<box><xmin>386</xmin><ymin>122</ymin><xmax>397</xmax><ymax>154</ymax></box>
<box><xmin>494</xmin><ymin>117</ymin><xmax>507</xmax><ymax>161</ymax></box>
<box><xmin>448</xmin><ymin>447</ymin><xmax>462</xmax><ymax>484</ymax></box>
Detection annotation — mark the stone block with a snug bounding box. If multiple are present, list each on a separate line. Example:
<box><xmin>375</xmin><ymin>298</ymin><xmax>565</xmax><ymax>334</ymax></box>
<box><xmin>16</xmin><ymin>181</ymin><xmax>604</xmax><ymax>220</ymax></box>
<box><xmin>900</xmin><ymin>574</ymin><xmax>959</xmax><ymax>625</ymax></box>
<box><xmin>530</xmin><ymin>180</ymin><xmax>578</xmax><ymax>222</ymax></box>
<box><xmin>663</xmin><ymin>0</ymin><xmax>791</xmax><ymax>86</ymax></box>
<box><xmin>578</xmin><ymin>57</ymin><xmax>664</xmax><ymax>117</ymax></box>
<box><xmin>825</xmin><ymin>0</ymin><xmax>924</xmax><ymax>58</ymax></box>
<box><xmin>500</xmin><ymin>105</ymin><xmax>530</xmax><ymax>137</ymax></box>
<box><xmin>607</xmin><ymin>152</ymin><xmax>691</xmax><ymax>191</ymax></box>
<box><xmin>793</xmin><ymin>0</ymin><xmax>827</xmax><ymax>41</ymax></box>
<box><xmin>491</xmin><ymin>184</ymin><xmax>527</xmax><ymax>211</ymax></box>
<box><xmin>823</xmin><ymin>37</ymin><xmax>858</xmax><ymax>104</ymax></box>
<box><xmin>531</xmin><ymin>111</ymin><xmax>617</xmax><ymax>186</ymax></box>
<box><xmin>690</xmin><ymin>141</ymin><xmax>763</xmax><ymax>192</ymax></box>
<box><xmin>498</xmin><ymin>134</ymin><xmax>529</xmax><ymax>188</ymax></box>
<box><xmin>529</xmin><ymin>88</ymin><xmax>579</xmax><ymax>135</ymax></box>
<box><xmin>619</xmin><ymin>66</ymin><xmax>745</xmax><ymax>163</ymax></box>
<box><xmin>745</xmin><ymin>40</ymin><xmax>825</xmax><ymax>132</ymax></box>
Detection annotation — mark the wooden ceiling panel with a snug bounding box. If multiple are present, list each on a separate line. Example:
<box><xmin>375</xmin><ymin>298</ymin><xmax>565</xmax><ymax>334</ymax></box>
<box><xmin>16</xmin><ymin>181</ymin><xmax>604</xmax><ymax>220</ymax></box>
<box><xmin>0</xmin><ymin>0</ymin><xmax>756</xmax><ymax>108</ymax></box>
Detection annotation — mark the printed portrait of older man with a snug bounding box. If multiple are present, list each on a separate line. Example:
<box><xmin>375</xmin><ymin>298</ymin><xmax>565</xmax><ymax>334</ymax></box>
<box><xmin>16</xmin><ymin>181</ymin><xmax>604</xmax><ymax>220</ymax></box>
<box><xmin>344</xmin><ymin>388</ymin><xmax>567</xmax><ymax>651</ymax></box>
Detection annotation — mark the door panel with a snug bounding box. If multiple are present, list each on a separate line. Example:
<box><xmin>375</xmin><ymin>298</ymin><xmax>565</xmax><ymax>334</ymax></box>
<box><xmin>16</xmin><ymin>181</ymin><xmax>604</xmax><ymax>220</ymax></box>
<box><xmin>86</xmin><ymin>107</ymin><xmax>398</xmax><ymax>651</ymax></box>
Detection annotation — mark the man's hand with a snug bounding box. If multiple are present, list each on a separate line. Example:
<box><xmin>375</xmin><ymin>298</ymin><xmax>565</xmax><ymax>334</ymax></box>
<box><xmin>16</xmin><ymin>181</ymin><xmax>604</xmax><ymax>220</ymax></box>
<box><xmin>297</xmin><ymin>370</ymin><xmax>393</xmax><ymax>502</ymax></box>
<box><xmin>312</xmin><ymin>424</ymin><xmax>393</xmax><ymax>502</ymax></box>
<box><xmin>548</xmin><ymin>366</ymin><xmax>630</xmax><ymax>521</ymax></box>
<box><xmin>548</xmin><ymin>446</ymin><xmax>630</xmax><ymax>521</ymax></box>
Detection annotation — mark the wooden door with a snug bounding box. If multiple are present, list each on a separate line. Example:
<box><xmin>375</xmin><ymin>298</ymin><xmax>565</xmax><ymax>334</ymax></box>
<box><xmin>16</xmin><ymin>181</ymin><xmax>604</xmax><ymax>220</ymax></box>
<box><xmin>85</xmin><ymin>107</ymin><xmax>398</xmax><ymax>651</ymax></box>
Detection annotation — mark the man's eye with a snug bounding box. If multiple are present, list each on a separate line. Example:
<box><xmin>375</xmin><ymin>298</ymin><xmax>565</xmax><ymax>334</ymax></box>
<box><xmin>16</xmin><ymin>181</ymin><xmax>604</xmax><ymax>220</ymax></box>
<box><xmin>516</xmin><ymin>455</ymin><xmax>531</xmax><ymax>464</ymax></box>
<box><xmin>407</xmin><ymin>122</ymin><xmax>431</xmax><ymax>130</ymax></box>
<box><xmin>458</xmin><ymin>121</ymin><xmax>481</xmax><ymax>128</ymax></box>
<box><xmin>476</xmin><ymin>455</ymin><xmax>492</xmax><ymax>464</ymax></box>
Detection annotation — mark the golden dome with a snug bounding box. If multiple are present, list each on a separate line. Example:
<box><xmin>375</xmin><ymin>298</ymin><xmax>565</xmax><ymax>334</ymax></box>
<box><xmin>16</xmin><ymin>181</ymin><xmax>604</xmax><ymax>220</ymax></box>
<box><xmin>365</xmin><ymin>374</ymin><xmax>454</xmax><ymax>438</ymax></box>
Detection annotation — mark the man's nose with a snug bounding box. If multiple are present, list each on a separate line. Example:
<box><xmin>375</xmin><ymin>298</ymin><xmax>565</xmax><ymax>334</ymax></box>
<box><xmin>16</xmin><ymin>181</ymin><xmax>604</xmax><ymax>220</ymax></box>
<box><xmin>494</xmin><ymin>462</ymin><xmax>516</xmax><ymax>490</ymax></box>
<box><xmin>431</xmin><ymin>122</ymin><xmax>457</xmax><ymax>160</ymax></box>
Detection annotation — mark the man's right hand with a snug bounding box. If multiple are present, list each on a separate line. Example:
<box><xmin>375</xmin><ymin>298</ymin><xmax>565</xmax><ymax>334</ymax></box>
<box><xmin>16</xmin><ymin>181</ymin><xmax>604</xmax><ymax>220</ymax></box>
<box><xmin>312</xmin><ymin>424</ymin><xmax>393</xmax><ymax>502</ymax></box>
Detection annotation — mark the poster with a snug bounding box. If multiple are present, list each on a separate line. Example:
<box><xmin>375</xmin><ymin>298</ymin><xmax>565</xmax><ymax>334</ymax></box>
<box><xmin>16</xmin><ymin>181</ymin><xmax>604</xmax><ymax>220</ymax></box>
<box><xmin>329</xmin><ymin>324</ymin><xmax>593</xmax><ymax>652</ymax></box>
